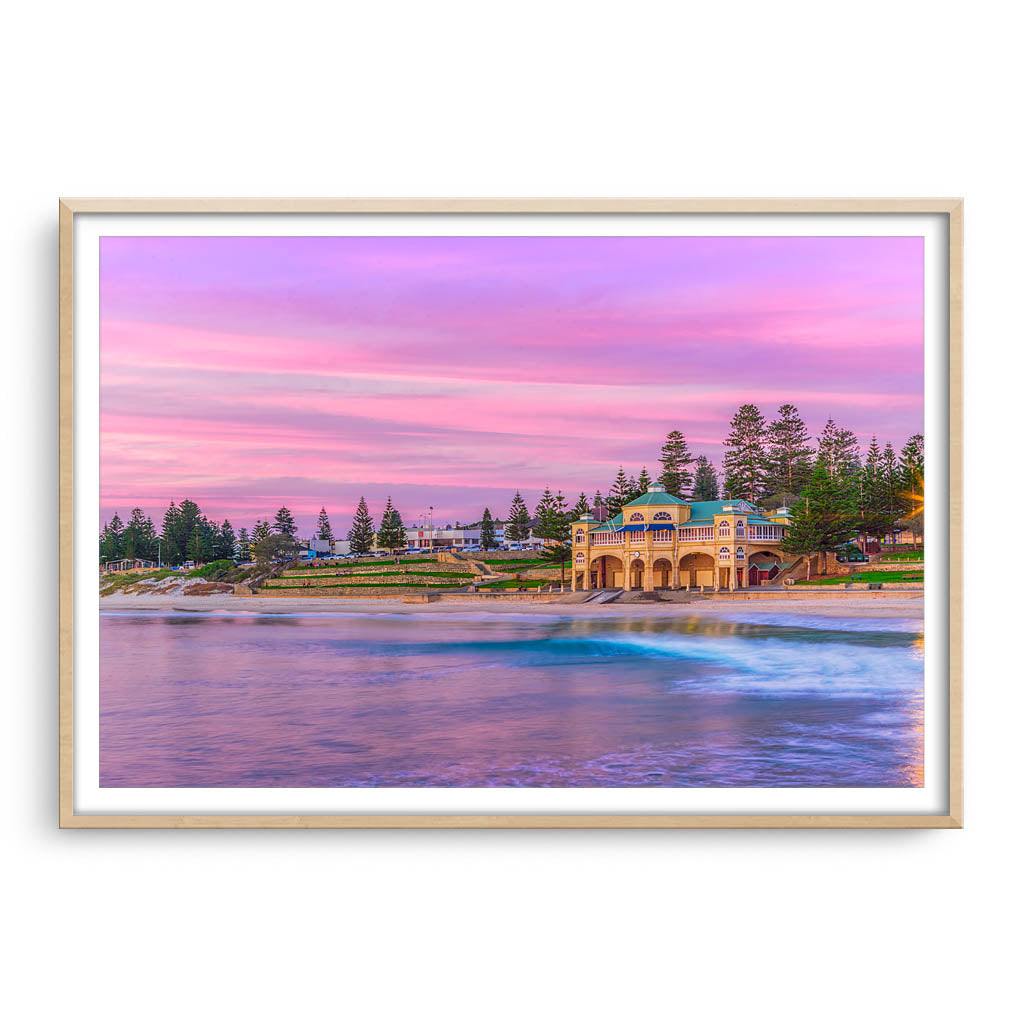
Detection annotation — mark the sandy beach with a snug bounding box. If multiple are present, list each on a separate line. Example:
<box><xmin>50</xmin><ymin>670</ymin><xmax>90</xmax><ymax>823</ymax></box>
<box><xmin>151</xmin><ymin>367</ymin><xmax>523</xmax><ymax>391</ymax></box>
<box><xmin>100</xmin><ymin>593</ymin><xmax>924</xmax><ymax>619</ymax></box>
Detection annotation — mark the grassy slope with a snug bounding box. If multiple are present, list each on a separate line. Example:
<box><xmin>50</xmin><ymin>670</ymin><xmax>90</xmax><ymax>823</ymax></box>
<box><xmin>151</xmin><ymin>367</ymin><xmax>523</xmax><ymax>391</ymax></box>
<box><xmin>795</xmin><ymin>570</ymin><xmax>924</xmax><ymax>585</ymax></box>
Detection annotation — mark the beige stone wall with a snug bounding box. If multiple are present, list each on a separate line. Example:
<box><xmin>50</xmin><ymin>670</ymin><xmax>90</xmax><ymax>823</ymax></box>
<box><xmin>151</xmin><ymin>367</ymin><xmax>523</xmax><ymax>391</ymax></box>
<box><xmin>860</xmin><ymin>561</ymin><xmax>924</xmax><ymax>572</ymax></box>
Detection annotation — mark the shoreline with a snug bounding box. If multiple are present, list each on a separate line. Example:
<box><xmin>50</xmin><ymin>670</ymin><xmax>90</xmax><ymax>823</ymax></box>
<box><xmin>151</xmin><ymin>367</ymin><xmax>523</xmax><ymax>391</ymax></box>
<box><xmin>100</xmin><ymin>593</ymin><xmax>924</xmax><ymax>619</ymax></box>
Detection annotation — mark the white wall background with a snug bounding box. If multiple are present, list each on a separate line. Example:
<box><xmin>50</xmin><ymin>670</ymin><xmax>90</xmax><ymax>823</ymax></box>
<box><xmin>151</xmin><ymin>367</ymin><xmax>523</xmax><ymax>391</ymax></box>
<box><xmin>2</xmin><ymin>2</ymin><xmax>1018</xmax><ymax>1021</ymax></box>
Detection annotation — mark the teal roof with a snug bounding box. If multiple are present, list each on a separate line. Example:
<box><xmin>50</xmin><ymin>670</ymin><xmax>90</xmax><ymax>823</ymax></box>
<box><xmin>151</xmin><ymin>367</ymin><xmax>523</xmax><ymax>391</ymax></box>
<box><xmin>685</xmin><ymin>500</ymin><xmax>777</xmax><ymax>524</ymax></box>
<box><xmin>578</xmin><ymin>497</ymin><xmax>782</xmax><ymax>529</ymax></box>
<box><xmin>687</xmin><ymin>500</ymin><xmax>750</xmax><ymax>519</ymax></box>
<box><xmin>623</xmin><ymin>490</ymin><xmax>688</xmax><ymax>507</ymax></box>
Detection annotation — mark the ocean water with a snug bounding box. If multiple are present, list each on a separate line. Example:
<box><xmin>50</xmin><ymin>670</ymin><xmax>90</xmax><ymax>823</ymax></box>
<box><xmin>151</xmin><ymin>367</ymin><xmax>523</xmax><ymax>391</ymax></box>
<box><xmin>99</xmin><ymin>609</ymin><xmax>924</xmax><ymax>788</ymax></box>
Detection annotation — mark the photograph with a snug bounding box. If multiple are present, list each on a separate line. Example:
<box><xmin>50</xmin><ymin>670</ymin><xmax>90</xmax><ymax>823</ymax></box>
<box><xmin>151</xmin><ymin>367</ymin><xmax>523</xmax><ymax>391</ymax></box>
<box><xmin>92</xmin><ymin>226</ymin><xmax>931</xmax><ymax>795</ymax></box>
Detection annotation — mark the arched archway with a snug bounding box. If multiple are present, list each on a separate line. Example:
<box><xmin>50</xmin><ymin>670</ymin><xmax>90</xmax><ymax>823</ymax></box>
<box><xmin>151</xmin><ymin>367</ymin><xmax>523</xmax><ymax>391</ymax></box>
<box><xmin>679</xmin><ymin>552</ymin><xmax>715</xmax><ymax>589</ymax></box>
<box><xmin>652</xmin><ymin>557</ymin><xmax>673</xmax><ymax>589</ymax></box>
<box><xmin>629</xmin><ymin>558</ymin><xmax>645</xmax><ymax>590</ymax></box>
<box><xmin>589</xmin><ymin>553</ymin><xmax>624</xmax><ymax>589</ymax></box>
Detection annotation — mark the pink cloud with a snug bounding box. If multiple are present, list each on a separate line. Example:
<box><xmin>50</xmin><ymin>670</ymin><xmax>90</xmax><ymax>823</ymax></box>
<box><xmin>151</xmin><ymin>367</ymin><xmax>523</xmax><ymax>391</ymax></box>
<box><xmin>100</xmin><ymin>235</ymin><xmax>923</xmax><ymax>533</ymax></box>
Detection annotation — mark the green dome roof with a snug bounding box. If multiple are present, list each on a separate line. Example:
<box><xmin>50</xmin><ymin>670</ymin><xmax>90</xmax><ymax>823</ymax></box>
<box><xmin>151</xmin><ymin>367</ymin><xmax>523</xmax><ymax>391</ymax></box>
<box><xmin>622</xmin><ymin>483</ymin><xmax>688</xmax><ymax>507</ymax></box>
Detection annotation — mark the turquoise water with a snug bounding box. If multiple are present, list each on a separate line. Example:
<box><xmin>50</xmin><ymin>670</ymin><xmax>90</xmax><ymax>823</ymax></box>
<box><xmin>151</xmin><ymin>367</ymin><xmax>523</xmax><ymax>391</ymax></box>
<box><xmin>99</xmin><ymin>609</ymin><xmax>924</xmax><ymax>787</ymax></box>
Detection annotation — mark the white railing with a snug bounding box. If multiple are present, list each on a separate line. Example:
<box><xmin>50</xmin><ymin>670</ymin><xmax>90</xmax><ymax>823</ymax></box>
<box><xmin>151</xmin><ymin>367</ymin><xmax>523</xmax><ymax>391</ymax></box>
<box><xmin>679</xmin><ymin>527</ymin><xmax>714</xmax><ymax>542</ymax></box>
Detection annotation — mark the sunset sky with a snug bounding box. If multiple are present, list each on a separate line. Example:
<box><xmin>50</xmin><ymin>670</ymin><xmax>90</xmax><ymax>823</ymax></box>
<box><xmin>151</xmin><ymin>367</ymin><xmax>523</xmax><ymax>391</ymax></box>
<box><xmin>100</xmin><ymin>235</ymin><xmax>923</xmax><ymax>535</ymax></box>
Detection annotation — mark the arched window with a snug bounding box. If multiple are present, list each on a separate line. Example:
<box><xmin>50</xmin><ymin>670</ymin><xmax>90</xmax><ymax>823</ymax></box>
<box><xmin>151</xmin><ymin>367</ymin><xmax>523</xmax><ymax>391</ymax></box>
<box><xmin>736</xmin><ymin>546</ymin><xmax>745</xmax><ymax>559</ymax></box>
<box><xmin>735</xmin><ymin>520</ymin><xmax>745</xmax><ymax>537</ymax></box>
<box><xmin>652</xmin><ymin>511</ymin><xmax>672</xmax><ymax>521</ymax></box>
<box><xmin>574</xmin><ymin>530</ymin><xmax>585</xmax><ymax>545</ymax></box>
<box><xmin>628</xmin><ymin>512</ymin><xmax>645</xmax><ymax>522</ymax></box>
<box><xmin>719</xmin><ymin>546</ymin><xmax>731</xmax><ymax>560</ymax></box>
<box><xmin>718</xmin><ymin>520</ymin><xmax>731</xmax><ymax>537</ymax></box>
<box><xmin>575</xmin><ymin>551</ymin><xmax>585</xmax><ymax>563</ymax></box>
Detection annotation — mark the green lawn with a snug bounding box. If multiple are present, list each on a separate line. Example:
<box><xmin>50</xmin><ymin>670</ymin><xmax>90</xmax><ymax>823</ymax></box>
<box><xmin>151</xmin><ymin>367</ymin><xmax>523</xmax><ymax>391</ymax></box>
<box><xmin>480</xmin><ymin>559</ymin><xmax>553</xmax><ymax>568</ymax></box>
<box><xmin>876</xmin><ymin>551</ymin><xmax>924</xmax><ymax>562</ymax></box>
<box><xmin>795</xmin><ymin>570</ymin><xmax>924</xmax><ymax>585</ymax></box>
<box><xmin>265</xmin><ymin>581</ymin><xmax>467</xmax><ymax>590</ymax></box>
<box><xmin>478</xmin><ymin>579</ymin><xmax>549</xmax><ymax>590</ymax></box>
<box><xmin>342</xmin><ymin>557</ymin><xmax>440</xmax><ymax>566</ymax></box>
<box><xmin>281</xmin><ymin>569</ymin><xmax>475</xmax><ymax>580</ymax></box>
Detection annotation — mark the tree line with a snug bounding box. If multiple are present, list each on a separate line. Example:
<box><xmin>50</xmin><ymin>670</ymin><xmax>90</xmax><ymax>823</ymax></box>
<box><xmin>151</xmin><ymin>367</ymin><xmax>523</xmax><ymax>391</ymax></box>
<box><xmin>101</xmin><ymin>404</ymin><xmax>923</xmax><ymax>571</ymax></box>
<box><xmin>100</xmin><ymin>501</ymin><xmax>309</xmax><ymax>566</ymax></box>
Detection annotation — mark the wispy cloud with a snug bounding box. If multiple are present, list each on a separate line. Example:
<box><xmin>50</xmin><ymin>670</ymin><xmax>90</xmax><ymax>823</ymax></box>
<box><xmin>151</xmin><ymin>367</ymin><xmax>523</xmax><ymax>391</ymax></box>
<box><xmin>100</xmin><ymin>235</ymin><xmax>923</xmax><ymax>532</ymax></box>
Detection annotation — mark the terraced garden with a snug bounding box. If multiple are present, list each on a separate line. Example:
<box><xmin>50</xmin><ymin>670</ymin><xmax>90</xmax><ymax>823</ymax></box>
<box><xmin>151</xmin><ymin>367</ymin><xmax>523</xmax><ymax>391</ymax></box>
<box><xmin>478</xmin><ymin>578</ymin><xmax>550</xmax><ymax>590</ymax></box>
<box><xmin>795</xmin><ymin>570</ymin><xmax>924</xmax><ymax>586</ymax></box>
<box><xmin>262</xmin><ymin>559</ymin><xmax>478</xmax><ymax>592</ymax></box>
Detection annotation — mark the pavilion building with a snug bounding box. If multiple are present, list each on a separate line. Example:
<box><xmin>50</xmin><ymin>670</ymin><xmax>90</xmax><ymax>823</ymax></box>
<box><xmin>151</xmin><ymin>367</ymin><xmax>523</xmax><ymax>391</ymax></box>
<box><xmin>571</xmin><ymin>483</ymin><xmax>793</xmax><ymax>592</ymax></box>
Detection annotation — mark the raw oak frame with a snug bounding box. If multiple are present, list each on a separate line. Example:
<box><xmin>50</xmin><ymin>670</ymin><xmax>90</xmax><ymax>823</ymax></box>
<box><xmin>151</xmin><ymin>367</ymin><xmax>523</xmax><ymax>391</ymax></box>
<box><xmin>59</xmin><ymin>197</ymin><xmax>964</xmax><ymax>829</ymax></box>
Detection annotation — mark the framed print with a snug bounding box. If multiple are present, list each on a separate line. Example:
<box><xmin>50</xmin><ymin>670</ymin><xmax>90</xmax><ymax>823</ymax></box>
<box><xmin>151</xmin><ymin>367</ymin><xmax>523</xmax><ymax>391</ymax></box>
<box><xmin>59</xmin><ymin>198</ymin><xmax>962</xmax><ymax>828</ymax></box>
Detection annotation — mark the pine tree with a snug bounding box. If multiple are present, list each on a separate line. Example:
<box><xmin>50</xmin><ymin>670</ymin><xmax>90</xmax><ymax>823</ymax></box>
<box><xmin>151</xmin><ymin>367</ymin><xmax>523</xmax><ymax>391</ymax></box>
<box><xmin>187</xmin><ymin>521</ymin><xmax>211</xmax><ymax>564</ymax></box>
<box><xmin>140</xmin><ymin>515</ymin><xmax>157</xmax><ymax>562</ymax></box>
<box><xmin>121</xmin><ymin>508</ymin><xmax>149</xmax><ymax>560</ymax></box>
<box><xmin>534</xmin><ymin>487</ymin><xmax>555</xmax><ymax>523</ymax></box>
<box><xmin>251</xmin><ymin>519</ymin><xmax>297</xmax><ymax>564</ymax></box>
<box><xmin>236</xmin><ymin>526</ymin><xmax>251</xmax><ymax>562</ymax></box>
<box><xmin>880</xmin><ymin>442</ymin><xmax>901</xmax><ymax>531</ymax></box>
<box><xmin>215</xmin><ymin>519</ymin><xmax>236</xmax><ymax>561</ymax></box>
<box><xmin>856</xmin><ymin>438</ymin><xmax>887</xmax><ymax>543</ymax></box>
<box><xmin>816</xmin><ymin>418</ymin><xmax>861</xmax><ymax>481</ymax></box>
<box><xmin>480</xmin><ymin>508</ymin><xmax>496</xmax><ymax>550</ymax></box>
<box><xmin>377</xmin><ymin>496</ymin><xmax>406</xmax><ymax>553</ymax></box>
<box><xmin>505</xmin><ymin>492</ymin><xmax>530</xmax><ymax>544</ymax></box>
<box><xmin>252</xmin><ymin>520</ymin><xmax>271</xmax><ymax>546</ymax></box>
<box><xmin>635</xmin><ymin>467</ymin><xmax>652</xmax><ymax>498</ymax></box>
<box><xmin>537</xmin><ymin>490</ymin><xmax>569</xmax><ymax>545</ymax></box>
<box><xmin>658</xmin><ymin>429</ymin><xmax>693</xmax><ymax>498</ymax></box>
<box><xmin>199</xmin><ymin>516</ymin><xmax>218</xmax><ymax>561</ymax></box>
<box><xmin>161</xmin><ymin>502</ymin><xmax>182</xmax><ymax>565</ymax></box>
<box><xmin>626</xmin><ymin>474</ymin><xmax>640</xmax><ymax>504</ymax></box>
<box><xmin>316</xmin><ymin>506</ymin><xmax>333</xmax><ymax>543</ymax></box>
<box><xmin>765</xmin><ymin>404</ymin><xmax>813</xmax><ymax>498</ymax></box>
<box><xmin>592</xmin><ymin>490</ymin><xmax>606</xmax><ymax>521</ymax></box>
<box><xmin>606</xmin><ymin>468</ymin><xmax>631</xmax><ymax>519</ymax></box>
<box><xmin>99</xmin><ymin>512</ymin><xmax>124</xmax><ymax>563</ymax></box>
<box><xmin>899</xmin><ymin>434</ymin><xmax>924</xmax><ymax>490</ymax></box>
<box><xmin>347</xmin><ymin>497</ymin><xmax>376</xmax><ymax>555</ymax></box>
<box><xmin>273</xmin><ymin>506</ymin><xmax>297</xmax><ymax>538</ymax></box>
<box><xmin>722</xmin><ymin>404</ymin><xmax>768</xmax><ymax>502</ymax></box>
<box><xmin>537</xmin><ymin>491</ymin><xmax>571</xmax><ymax>584</ymax></box>
<box><xmin>899</xmin><ymin>434</ymin><xmax>924</xmax><ymax>539</ymax></box>
<box><xmin>166</xmin><ymin>499</ymin><xmax>204</xmax><ymax>564</ymax></box>
<box><xmin>783</xmin><ymin>458</ymin><xmax>859</xmax><ymax>577</ymax></box>
<box><xmin>571</xmin><ymin>492</ymin><xmax>592</xmax><ymax>520</ymax></box>
<box><xmin>691</xmin><ymin>456</ymin><xmax>719</xmax><ymax>501</ymax></box>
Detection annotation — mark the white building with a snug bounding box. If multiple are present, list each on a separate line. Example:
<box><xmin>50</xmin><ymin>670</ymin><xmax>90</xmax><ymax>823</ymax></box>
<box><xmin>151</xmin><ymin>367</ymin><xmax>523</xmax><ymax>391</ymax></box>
<box><xmin>405</xmin><ymin>522</ymin><xmax>507</xmax><ymax>551</ymax></box>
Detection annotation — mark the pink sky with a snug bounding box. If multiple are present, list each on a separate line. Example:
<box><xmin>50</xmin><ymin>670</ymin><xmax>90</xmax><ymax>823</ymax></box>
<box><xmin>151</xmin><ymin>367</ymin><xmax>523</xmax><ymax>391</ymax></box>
<box><xmin>100</xmin><ymin>235</ymin><xmax>923</xmax><ymax>535</ymax></box>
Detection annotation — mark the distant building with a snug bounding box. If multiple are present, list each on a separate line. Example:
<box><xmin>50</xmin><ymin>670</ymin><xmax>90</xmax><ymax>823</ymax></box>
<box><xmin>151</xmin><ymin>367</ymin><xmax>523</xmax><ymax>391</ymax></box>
<box><xmin>331</xmin><ymin>539</ymin><xmax>351</xmax><ymax>556</ymax></box>
<box><xmin>101</xmin><ymin>558</ymin><xmax>158</xmax><ymax>575</ymax></box>
<box><xmin>572</xmin><ymin>483</ymin><xmax>792</xmax><ymax>592</ymax></box>
<box><xmin>298</xmin><ymin>537</ymin><xmax>332</xmax><ymax>559</ymax></box>
<box><xmin>405</xmin><ymin>522</ymin><xmax>507</xmax><ymax>551</ymax></box>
